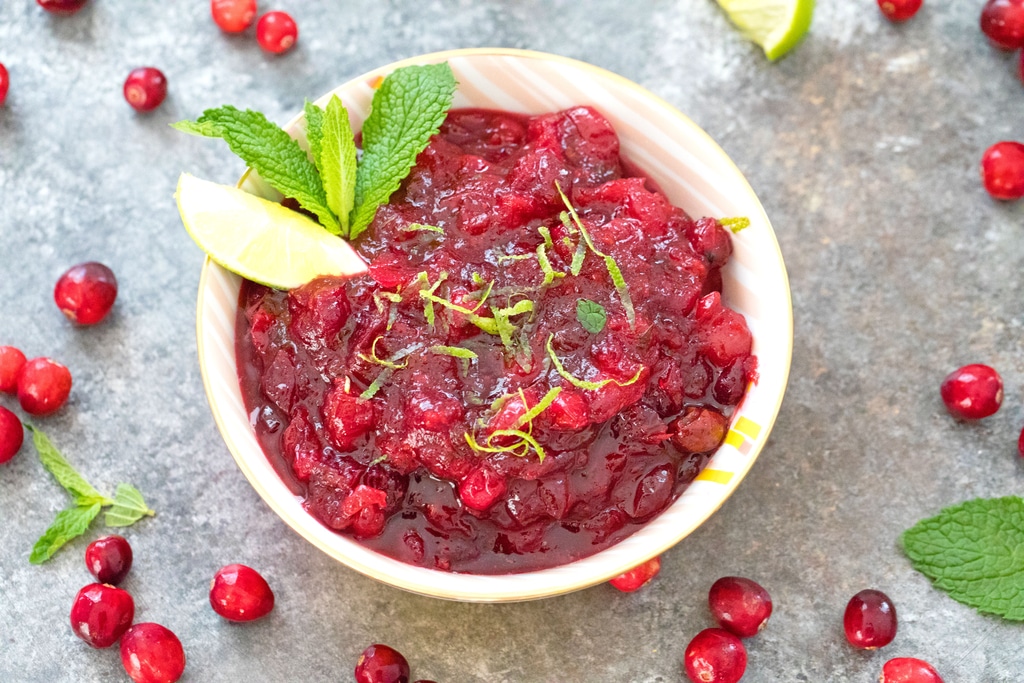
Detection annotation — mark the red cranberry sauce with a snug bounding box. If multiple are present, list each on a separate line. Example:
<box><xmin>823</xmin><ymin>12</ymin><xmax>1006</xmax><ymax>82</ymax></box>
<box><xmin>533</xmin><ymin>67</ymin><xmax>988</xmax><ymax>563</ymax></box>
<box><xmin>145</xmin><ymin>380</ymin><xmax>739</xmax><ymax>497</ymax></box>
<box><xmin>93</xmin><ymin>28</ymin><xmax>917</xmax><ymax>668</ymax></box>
<box><xmin>236</xmin><ymin>107</ymin><xmax>756</xmax><ymax>574</ymax></box>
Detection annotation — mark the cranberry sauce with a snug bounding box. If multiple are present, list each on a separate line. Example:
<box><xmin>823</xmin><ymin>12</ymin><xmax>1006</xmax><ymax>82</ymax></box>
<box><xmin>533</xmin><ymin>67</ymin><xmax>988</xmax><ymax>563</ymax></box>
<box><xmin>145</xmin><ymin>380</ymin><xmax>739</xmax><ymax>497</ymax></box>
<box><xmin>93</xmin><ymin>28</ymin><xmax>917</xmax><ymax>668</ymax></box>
<box><xmin>236</xmin><ymin>107</ymin><xmax>756</xmax><ymax>574</ymax></box>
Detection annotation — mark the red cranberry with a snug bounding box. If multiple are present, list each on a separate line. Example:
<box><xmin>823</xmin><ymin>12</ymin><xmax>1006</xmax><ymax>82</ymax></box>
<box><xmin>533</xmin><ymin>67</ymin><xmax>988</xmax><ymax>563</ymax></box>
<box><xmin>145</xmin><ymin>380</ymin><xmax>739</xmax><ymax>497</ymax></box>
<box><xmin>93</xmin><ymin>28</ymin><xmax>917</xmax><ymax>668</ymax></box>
<box><xmin>881</xmin><ymin>657</ymin><xmax>944</xmax><ymax>683</ymax></box>
<box><xmin>37</xmin><ymin>0</ymin><xmax>88</xmax><ymax>13</ymax></box>
<box><xmin>70</xmin><ymin>583</ymin><xmax>135</xmax><ymax>649</ymax></box>
<box><xmin>54</xmin><ymin>262</ymin><xmax>118</xmax><ymax>325</ymax></box>
<box><xmin>940</xmin><ymin>363</ymin><xmax>1003</xmax><ymax>419</ymax></box>
<box><xmin>209</xmin><ymin>563</ymin><xmax>275</xmax><ymax>622</ymax></box>
<box><xmin>0</xmin><ymin>63</ymin><xmax>9</xmax><ymax>106</ymax></box>
<box><xmin>609</xmin><ymin>556</ymin><xmax>661</xmax><ymax>592</ymax></box>
<box><xmin>708</xmin><ymin>576</ymin><xmax>773</xmax><ymax>637</ymax></box>
<box><xmin>18</xmin><ymin>357</ymin><xmax>72</xmax><ymax>416</ymax></box>
<box><xmin>980</xmin><ymin>141</ymin><xmax>1024</xmax><ymax>200</ymax></box>
<box><xmin>458</xmin><ymin>467</ymin><xmax>506</xmax><ymax>512</ymax></box>
<box><xmin>844</xmin><ymin>589</ymin><xmax>897</xmax><ymax>649</ymax></box>
<box><xmin>120</xmin><ymin>623</ymin><xmax>186</xmax><ymax>683</ymax></box>
<box><xmin>981</xmin><ymin>0</ymin><xmax>1024</xmax><ymax>50</ymax></box>
<box><xmin>683</xmin><ymin>628</ymin><xmax>747</xmax><ymax>683</ymax></box>
<box><xmin>85</xmin><ymin>536</ymin><xmax>133</xmax><ymax>585</ymax></box>
<box><xmin>670</xmin><ymin>406</ymin><xmax>728</xmax><ymax>454</ymax></box>
<box><xmin>355</xmin><ymin>644</ymin><xmax>410</xmax><ymax>683</ymax></box>
<box><xmin>0</xmin><ymin>345</ymin><xmax>27</xmax><ymax>393</ymax></box>
<box><xmin>0</xmin><ymin>406</ymin><xmax>24</xmax><ymax>464</ymax></box>
<box><xmin>211</xmin><ymin>0</ymin><xmax>257</xmax><ymax>32</ymax></box>
<box><xmin>123</xmin><ymin>68</ymin><xmax>168</xmax><ymax>113</ymax></box>
<box><xmin>878</xmin><ymin>0</ymin><xmax>922</xmax><ymax>21</ymax></box>
<box><xmin>256</xmin><ymin>11</ymin><xmax>298</xmax><ymax>54</ymax></box>
<box><xmin>1018</xmin><ymin>426</ymin><xmax>1024</xmax><ymax>458</ymax></box>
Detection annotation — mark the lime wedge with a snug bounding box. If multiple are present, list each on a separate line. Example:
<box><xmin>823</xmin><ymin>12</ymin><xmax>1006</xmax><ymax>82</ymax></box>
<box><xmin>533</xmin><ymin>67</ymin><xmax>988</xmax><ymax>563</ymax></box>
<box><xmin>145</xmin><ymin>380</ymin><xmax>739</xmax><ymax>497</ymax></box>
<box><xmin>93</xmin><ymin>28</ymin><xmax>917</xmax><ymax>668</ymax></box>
<box><xmin>175</xmin><ymin>173</ymin><xmax>367</xmax><ymax>290</ymax></box>
<box><xmin>715</xmin><ymin>0</ymin><xmax>814</xmax><ymax>61</ymax></box>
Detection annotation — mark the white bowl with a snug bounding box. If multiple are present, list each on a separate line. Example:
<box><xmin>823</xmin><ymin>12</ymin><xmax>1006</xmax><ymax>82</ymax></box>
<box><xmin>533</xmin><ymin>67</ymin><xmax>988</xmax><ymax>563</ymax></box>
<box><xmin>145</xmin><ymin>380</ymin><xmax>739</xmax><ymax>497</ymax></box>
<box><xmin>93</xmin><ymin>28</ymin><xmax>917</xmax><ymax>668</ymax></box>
<box><xmin>196</xmin><ymin>48</ymin><xmax>793</xmax><ymax>602</ymax></box>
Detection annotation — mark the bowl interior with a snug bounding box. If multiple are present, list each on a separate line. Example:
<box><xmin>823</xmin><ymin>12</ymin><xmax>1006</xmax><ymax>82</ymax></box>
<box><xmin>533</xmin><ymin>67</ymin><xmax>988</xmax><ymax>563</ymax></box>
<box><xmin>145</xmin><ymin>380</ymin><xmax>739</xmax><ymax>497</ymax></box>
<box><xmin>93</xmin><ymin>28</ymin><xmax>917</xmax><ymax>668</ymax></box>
<box><xmin>196</xmin><ymin>48</ymin><xmax>793</xmax><ymax>602</ymax></box>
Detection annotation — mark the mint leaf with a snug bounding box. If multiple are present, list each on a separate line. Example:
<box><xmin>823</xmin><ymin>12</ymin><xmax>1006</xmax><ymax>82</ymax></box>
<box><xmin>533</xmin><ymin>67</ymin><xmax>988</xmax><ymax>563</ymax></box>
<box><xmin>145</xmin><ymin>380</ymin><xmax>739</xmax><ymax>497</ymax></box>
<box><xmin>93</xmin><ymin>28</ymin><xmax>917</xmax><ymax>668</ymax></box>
<box><xmin>577</xmin><ymin>299</ymin><xmax>607</xmax><ymax>334</ymax></box>
<box><xmin>30</xmin><ymin>503</ymin><xmax>101</xmax><ymax>564</ymax></box>
<box><xmin>105</xmin><ymin>483</ymin><xmax>156</xmax><ymax>527</ymax></box>
<box><xmin>25</xmin><ymin>425</ymin><xmax>111</xmax><ymax>507</ymax></box>
<box><xmin>303</xmin><ymin>100</ymin><xmax>325</xmax><ymax>171</ymax></box>
<box><xmin>350</xmin><ymin>63</ymin><xmax>457</xmax><ymax>240</ymax></box>
<box><xmin>321</xmin><ymin>95</ymin><xmax>358</xmax><ymax>238</ymax></box>
<box><xmin>902</xmin><ymin>496</ymin><xmax>1024</xmax><ymax>621</ymax></box>
<box><xmin>173</xmin><ymin>106</ymin><xmax>340</xmax><ymax>234</ymax></box>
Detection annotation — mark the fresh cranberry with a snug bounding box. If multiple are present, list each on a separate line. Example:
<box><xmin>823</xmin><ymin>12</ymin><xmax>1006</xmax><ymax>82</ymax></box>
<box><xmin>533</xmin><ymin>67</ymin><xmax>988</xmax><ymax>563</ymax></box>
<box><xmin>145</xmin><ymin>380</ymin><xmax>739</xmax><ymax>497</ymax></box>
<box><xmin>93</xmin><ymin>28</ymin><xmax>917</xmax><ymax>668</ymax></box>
<box><xmin>980</xmin><ymin>141</ymin><xmax>1024</xmax><ymax>200</ymax></box>
<box><xmin>683</xmin><ymin>628</ymin><xmax>747</xmax><ymax>683</ymax></box>
<box><xmin>708</xmin><ymin>576</ymin><xmax>773</xmax><ymax>637</ymax></box>
<box><xmin>70</xmin><ymin>583</ymin><xmax>135</xmax><ymax>649</ymax></box>
<box><xmin>0</xmin><ymin>63</ymin><xmax>9</xmax><ymax>106</ymax></box>
<box><xmin>211</xmin><ymin>0</ymin><xmax>257</xmax><ymax>32</ymax></box>
<box><xmin>0</xmin><ymin>406</ymin><xmax>24</xmax><ymax>464</ymax></box>
<box><xmin>880</xmin><ymin>657</ymin><xmax>945</xmax><ymax>683</ymax></box>
<box><xmin>458</xmin><ymin>467</ymin><xmax>506</xmax><ymax>512</ymax></box>
<box><xmin>877</xmin><ymin>0</ymin><xmax>922</xmax><ymax>21</ymax></box>
<box><xmin>120</xmin><ymin>623</ymin><xmax>186</xmax><ymax>683</ymax></box>
<box><xmin>670</xmin><ymin>406</ymin><xmax>728</xmax><ymax>454</ymax></box>
<box><xmin>0</xmin><ymin>346</ymin><xmax>27</xmax><ymax>393</ymax></box>
<box><xmin>355</xmin><ymin>644</ymin><xmax>410</xmax><ymax>683</ymax></box>
<box><xmin>85</xmin><ymin>536</ymin><xmax>133</xmax><ymax>585</ymax></box>
<box><xmin>209</xmin><ymin>563</ymin><xmax>275</xmax><ymax>622</ymax></box>
<box><xmin>981</xmin><ymin>0</ymin><xmax>1024</xmax><ymax>50</ymax></box>
<box><xmin>844</xmin><ymin>589</ymin><xmax>897</xmax><ymax>649</ymax></box>
<box><xmin>18</xmin><ymin>357</ymin><xmax>72</xmax><ymax>415</ymax></box>
<box><xmin>609</xmin><ymin>556</ymin><xmax>661</xmax><ymax>592</ymax></box>
<box><xmin>940</xmin><ymin>363</ymin><xmax>1003</xmax><ymax>419</ymax></box>
<box><xmin>54</xmin><ymin>262</ymin><xmax>118</xmax><ymax>325</ymax></box>
<box><xmin>256</xmin><ymin>11</ymin><xmax>298</xmax><ymax>54</ymax></box>
<box><xmin>123</xmin><ymin>68</ymin><xmax>168</xmax><ymax>113</ymax></box>
<box><xmin>37</xmin><ymin>0</ymin><xmax>88</xmax><ymax>13</ymax></box>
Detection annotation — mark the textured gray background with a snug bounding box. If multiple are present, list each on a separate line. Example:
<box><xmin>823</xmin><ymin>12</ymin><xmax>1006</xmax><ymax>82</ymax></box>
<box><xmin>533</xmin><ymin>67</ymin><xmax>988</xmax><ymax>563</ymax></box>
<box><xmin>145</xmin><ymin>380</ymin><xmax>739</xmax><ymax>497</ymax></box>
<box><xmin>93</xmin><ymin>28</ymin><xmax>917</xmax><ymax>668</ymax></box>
<box><xmin>1</xmin><ymin>1</ymin><xmax>1023</xmax><ymax>681</ymax></box>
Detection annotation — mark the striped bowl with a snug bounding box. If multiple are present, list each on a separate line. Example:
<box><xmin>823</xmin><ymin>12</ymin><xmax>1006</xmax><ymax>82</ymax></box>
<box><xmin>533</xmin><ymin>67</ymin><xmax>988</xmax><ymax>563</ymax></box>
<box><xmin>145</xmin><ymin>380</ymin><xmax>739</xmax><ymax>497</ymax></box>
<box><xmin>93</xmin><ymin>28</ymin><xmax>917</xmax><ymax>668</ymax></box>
<box><xmin>196</xmin><ymin>48</ymin><xmax>793</xmax><ymax>602</ymax></box>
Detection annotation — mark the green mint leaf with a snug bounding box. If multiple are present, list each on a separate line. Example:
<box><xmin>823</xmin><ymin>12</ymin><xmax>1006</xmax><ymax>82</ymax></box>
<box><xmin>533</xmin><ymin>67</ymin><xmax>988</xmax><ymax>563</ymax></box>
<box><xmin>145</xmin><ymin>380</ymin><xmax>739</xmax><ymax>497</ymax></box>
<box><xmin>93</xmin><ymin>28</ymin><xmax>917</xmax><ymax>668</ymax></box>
<box><xmin>30</xmin><ymin>503</ymin><xmax>102</xmax><ymax>564</ymax></box>
<box><xmin>719</xmin><ymin>216</ymin><xmax>750</xmax><ymax>233</ymax></box>
<box><xmin>902</xmin><ymin>496</ymin><xmax>1024</xmax><ymax>621</ymax></box>
<box><xmin>177</xmin><ymin>106</ymin><xmax>340</xmax><ymax>234</ymax></box>
<box><xmin>303</xmin><ymin>100</ymin><xmax>325</xmax><ymax>171</ymax></box>
<box><xmin>25</xmin><ymin>425</ymin><xmax>112</xmax><ymax>507</ymax></box>
<box><xmin>350</xmin><ymin>63</ymin><xmax>457</xmax><ymax>240</ymax></box>
<box><xmin>321</xmin><ymin>95</ymin><xmax>358</xmax><ymax>238</ymax></box>
<box><xmin>105</xmin><ymin>483</ymin><xmax>156</xmax><ymax>528</ymax></box>
<box><xmin>576</xmin><ymin>299</ymin><xmax>607</xmax><ymax>334</ymax></box>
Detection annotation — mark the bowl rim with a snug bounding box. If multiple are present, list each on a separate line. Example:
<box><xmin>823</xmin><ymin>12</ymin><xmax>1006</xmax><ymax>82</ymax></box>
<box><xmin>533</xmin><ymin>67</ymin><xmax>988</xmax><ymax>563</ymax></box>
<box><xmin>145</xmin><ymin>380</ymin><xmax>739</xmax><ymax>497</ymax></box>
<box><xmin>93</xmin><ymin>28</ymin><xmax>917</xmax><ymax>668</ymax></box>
<box><xmin>195</xmin><ymin>47</ymin><xmax>793</xmax><ymax>602</ymax></box>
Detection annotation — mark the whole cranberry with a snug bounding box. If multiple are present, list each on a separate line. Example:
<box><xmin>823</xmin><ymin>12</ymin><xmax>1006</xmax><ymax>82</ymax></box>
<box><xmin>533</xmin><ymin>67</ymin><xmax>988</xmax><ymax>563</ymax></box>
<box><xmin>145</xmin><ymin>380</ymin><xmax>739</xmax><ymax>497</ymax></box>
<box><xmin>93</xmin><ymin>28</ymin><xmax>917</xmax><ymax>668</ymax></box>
<box><xmin>37</xmin><ymin>0</ymin><xmax>88</xmax><ymax>13</ymax></box>
<box><xmin>844</xmin><ymin>589</ymin><xmax>897</xmax><ymax>649</ymax></box>
<box><xmin>0</xmin><ymin>63</ymin><xmax>9</xmax><ymax>106</ymax></box>
<box><xmin>1018</xmin><ymin>426</ymin><xmax>1024</xmax><ymax>458</ymax></box>
<box><xmin>123</xmin><ymin>67</ymin><xmax>168</xmax><ymax>113</ymax></box>
<box><xmin>209</xmin><ymin>563</ymin><xmax>275</xmax><ymax>622</ymax></box>
<box><xmin>708</xmin><ymin>576</ymin><xmax>773</xmax><ymax>637</ymax></box>
<box><xmin>878</xmin><ymin>0</ymin><xmax>922</xmax><ymax>22</ymax></box>
<box><xmin>211</xmin><ymin>0</ymin><xmax>257</xmax><ymax>32</ymax></box>
<box><xmin>981</xmin><ymin>141</ymin><xmax>1024</xmax><ymax>200</ymax></box>
<box><xmin>355</xmin><ymin>644</ymin><xmax>410</xmax><ymax>683</ymax></box>
<box><xmin>609</xmin><ymin>556</ymin><xmax>661</xmax><ymax>592</ymax></box>
<box><xmin>683</xmin><ymin>628</ymin><xmax>747</xmax><ymax>683</ymax></box>
<box><xmin>120</xmin><ymin>623</ymin><xmax>186</xmax><ymax>683</ymax></box>
<box><xmin>981</xmin><ymin>0</ymin><xmax>1024</xmax><ymax>50</ymax></box>
<box><xmin>70</xmin><ymin>583</ymin><xmax>135</xmax><ymax>648</ymax></box>
<box><xmin>86</xmin><ymin>536</ymin><xmax>133</xmax><ymax>585</ymax></box>
<box><xmin>54</xmin><ymin>262</ymin><xmax>118</xmax><ymax>325</ymax></box>
<box><xmin>0</xmin><ymin>345</ymin><xmax>27</xmax><ymax>393</ymax></box>
<box><xmin>18</xmin><ymin>357</ymin><xmax>72</xmax><ymax>415</ymax></box>
<box><xmin>940</xmin><ymin>363</ymin><xmax>1003</xmax><ymax>420</ymax></box>
<box><xmin>256</xmin><ymin>11</ymin><xmax>298</xmax><ymax>54</ymax></box>
<box><xmin>458</xmin><ymin>467</ymin><xmax>506</xmax><ymax>512</ymax></box>
<box><xmin>0</xmin><ymin>406</ymin><xmax>24</xmax><ymax>464</ymax></box>
<box><xmin>881</xmin><ymin>657</ymin><xmax>945</xmax><ymax>683</ymax></box>
<box><xmin>670</xmin><ymin>406</ymin><xmax>728</xmax><ymax>454</ymax></box>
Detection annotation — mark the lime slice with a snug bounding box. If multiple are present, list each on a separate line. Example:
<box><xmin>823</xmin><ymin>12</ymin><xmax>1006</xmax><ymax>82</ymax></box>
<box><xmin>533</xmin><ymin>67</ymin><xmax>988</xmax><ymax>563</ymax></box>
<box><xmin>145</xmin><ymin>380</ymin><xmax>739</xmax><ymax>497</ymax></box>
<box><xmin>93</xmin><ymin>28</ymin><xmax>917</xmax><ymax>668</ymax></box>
<box><xmin>175</xmin><ymin>173</ymin><xmax>367</xmax><ymax>290</ymax></box>
<box><xmin>715</xmin><ymin>0</ymin><xmax>814</xmax><ymax>61</ymax></box>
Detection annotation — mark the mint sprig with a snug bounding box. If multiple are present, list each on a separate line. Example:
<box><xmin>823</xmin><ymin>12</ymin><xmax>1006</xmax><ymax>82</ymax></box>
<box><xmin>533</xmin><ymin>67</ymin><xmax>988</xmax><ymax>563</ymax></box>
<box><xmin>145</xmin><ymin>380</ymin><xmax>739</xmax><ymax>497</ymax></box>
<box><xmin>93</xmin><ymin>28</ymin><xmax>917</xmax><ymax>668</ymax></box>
<box><xmin>25</xmin><ymin>424</ymin><xmax>155</xmax><ymax>564</ymax></box>
<box><xmin>320</xmin><ymin>95</ymin><xmax>358</xmax><ymax>237</ymax></box>
<box><xmin>902</xmin><ymin>496</ymin><xmax>1024</xmax><ymax>621</ymax></box>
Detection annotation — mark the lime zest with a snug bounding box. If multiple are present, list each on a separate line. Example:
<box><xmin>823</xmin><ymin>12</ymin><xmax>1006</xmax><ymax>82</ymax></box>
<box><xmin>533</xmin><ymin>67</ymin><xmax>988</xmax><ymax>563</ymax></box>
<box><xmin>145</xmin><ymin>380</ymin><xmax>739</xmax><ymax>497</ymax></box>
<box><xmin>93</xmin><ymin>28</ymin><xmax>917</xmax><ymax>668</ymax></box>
<box><xmin>402</xmin><ymin>223</ymin><xmax>445</xmax><ymax>234</ymax></box>
<box><xmin>357</xmin><ymin>336</ymin><xmax>413</xmax><ymax>369</ymax></box>
<box><xmin>545</xmin><ymin>334</ymin><xmax>643</xmax><ymax>391</ymax></box>
<box><xmin>513</xmin><ymin>387</ymin><xmax>562</xmax><ymax>430</ymax></box>
<box><xmin>360</xmin><ymin>369</ymin><xmax>392</xmax><ymax>400</ymax></box>
<box><xmin>497</xmin><ymin>252</ymin><xmax>535</xmax><ymax>264</ymax></box>
<box><xmin>428</xmin><ymin>345</ymin><xmax>478</xmax><ymax>360</ymax></box>
<box><xmin>720</xmin><ymin>216</ymin><xmax>751</xmax><ymax>233</ymax></box>
<box><xmin>463</xmin><ymin>428</ymin><xmax>547</xmax><ymax>462</ymax></box>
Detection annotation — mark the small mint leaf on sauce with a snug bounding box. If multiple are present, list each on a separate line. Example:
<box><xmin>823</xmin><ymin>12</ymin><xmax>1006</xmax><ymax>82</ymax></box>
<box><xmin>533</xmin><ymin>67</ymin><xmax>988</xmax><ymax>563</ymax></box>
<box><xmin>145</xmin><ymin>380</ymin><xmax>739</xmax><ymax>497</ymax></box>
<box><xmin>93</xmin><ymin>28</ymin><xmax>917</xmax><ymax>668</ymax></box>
<box><xmin>172</xmin><ymin>106</ymin><xmax>340</xmax><ymax>234</ymax></box>
<box><xmin>30</xmin><ymin>503</ymin><xmax>102</xmax><ymax>565</ymax></box>
<box><xmin>902</xmin><ymin>496</ymin><xmax>1024</xmax><ymax>621</ymax></box>
<box><xmin>320</xmin><ymin>95</ymin><xmax>358</xmax><ymax>238</ymax></box>
<box><xmin>104</xmin><ymin>483</ymin><xmax>156</xmax><ymax>528</ymax></box>
<box><xmin>577</xmin><ymin>299</ymin><xmax>607</xmax><ymax>334</ymax></box>
<box><xmin>25</xmin><ymin>424</ymin><xmax>111</xmax><ymax>507</ymax></box>
<box><xmin>350</xmin><ymin>63</ymin><xmax>457</xmax><ymax>240</ymax></box>
<box><xmin>719</xmin><ymin>216</ymin><xmax>750</xmax><ymax>233</ymax></box>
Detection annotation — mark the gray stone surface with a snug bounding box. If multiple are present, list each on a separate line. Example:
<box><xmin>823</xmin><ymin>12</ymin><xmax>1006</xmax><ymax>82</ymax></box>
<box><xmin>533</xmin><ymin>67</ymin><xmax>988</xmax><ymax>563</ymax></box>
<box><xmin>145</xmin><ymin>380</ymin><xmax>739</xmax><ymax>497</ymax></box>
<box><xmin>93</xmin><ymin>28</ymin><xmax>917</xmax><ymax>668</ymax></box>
<box><xmin>1</xmin><ymin>1</ymin><xmax>1023</xmax><ymax>681</ymax></box>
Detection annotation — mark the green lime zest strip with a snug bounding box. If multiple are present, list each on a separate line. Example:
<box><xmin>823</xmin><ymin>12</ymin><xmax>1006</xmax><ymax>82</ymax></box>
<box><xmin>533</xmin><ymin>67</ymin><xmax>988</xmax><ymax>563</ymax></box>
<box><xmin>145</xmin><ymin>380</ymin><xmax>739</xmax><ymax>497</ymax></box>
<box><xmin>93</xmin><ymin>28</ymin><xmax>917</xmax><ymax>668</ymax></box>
<box><xmin>428</xmin><ymin>345</ymin><xmax>478</xmax><ymax>360</ymax></box>
<box><xmin>545</xmin><ymin>334</ymin><xmax>643</xmax><ymax>391</ymax></box>
<box><xmin>513</xmin><ymin>386</ymin><xmax>562</xmax><ymax>430</ymax></box>
<box><xmin>463</xmin><ymin>429</ymin><xmax>547</xmax><ymax>462</ymax></box>
<box><xmin>403</xmin><ymin>223</ymin><xmax>445</xmax><ymax>234</ymax></box>
<box><xmin>537</xmin><ymin>243</ymin><xmax>565</xmax><ymax>287</ymax></box>
<box><xmin>357</xmin><ymin>336</ymin><xmax>411</xmax><ymax>369</ymax></box>
<box><xmin>360</xmin><ymin>368</ymin><xmax>392</xmax><ymax>400</ymax></box>
<box><xmin>719</xmin><ymin>216</ymin><xmax>751</xmax><ymax>233</ymax></box>
<box><xmin>497</xmin><ymin>253</ymin><xmax>536</xmax><ymax>263</ymax></box>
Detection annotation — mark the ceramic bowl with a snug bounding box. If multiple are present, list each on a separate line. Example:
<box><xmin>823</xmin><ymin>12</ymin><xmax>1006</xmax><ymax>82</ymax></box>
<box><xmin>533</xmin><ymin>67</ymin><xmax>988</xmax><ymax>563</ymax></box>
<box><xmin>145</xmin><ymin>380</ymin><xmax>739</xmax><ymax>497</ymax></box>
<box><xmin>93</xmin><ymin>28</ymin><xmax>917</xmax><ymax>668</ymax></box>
<box><xmin>195</xmin><ymin>48</ymin><xmax>793</xmax><ymax>602</ymax></box>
